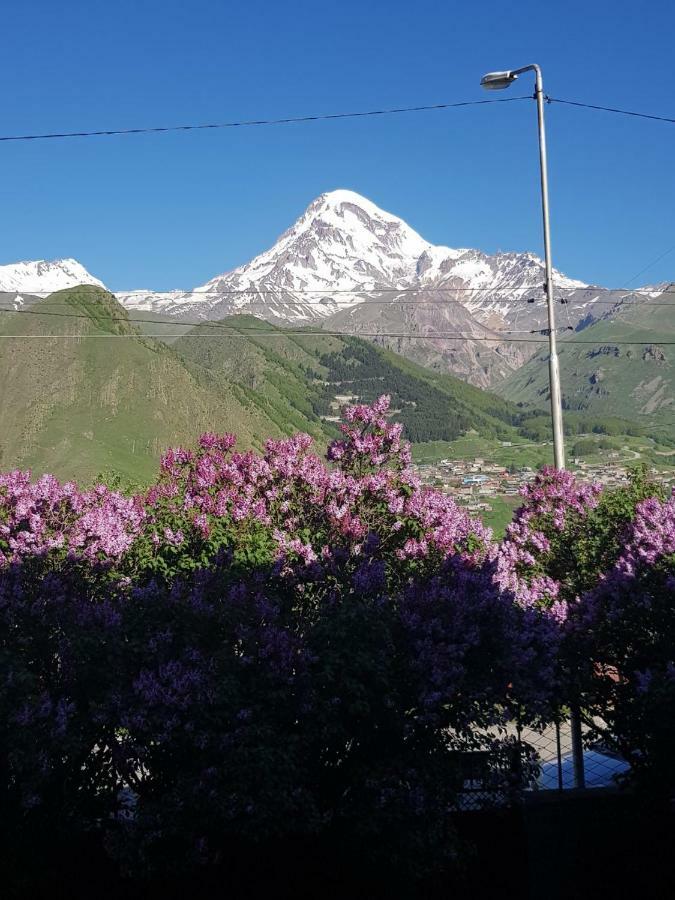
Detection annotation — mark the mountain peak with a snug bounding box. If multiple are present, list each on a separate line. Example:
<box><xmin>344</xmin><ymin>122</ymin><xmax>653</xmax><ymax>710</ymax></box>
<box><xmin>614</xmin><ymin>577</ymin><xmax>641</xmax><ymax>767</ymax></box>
<box><xmin>0</xmin><ymin>258</ymin><xmax>106</xmax><ymax>294</ymax></box>
<box><xmin>275</xmin><ymin>189</ymin><xmax>432</xmax><ymax>270</ymax></box>
<box><xmin>310</xmin><ymin>189</ymin><xmax>406</xmax><ymax>220</ymax></box>
<box><xmin>302</xmin><ymin>189</ymin><xmax>427</xmax><ymax>239</ymax></box>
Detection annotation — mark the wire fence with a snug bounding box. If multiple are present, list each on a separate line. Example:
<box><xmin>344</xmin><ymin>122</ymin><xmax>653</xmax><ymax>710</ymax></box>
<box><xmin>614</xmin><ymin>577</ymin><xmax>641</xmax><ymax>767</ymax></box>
<box><xmin>522</xmin><ymin>720</ymin><xmax>629</xmax><ymax>791</ymax></box>
<box><xmin>456</xmin><ymin>718</ymin><xmax>630</xmax><ymax>810</ymax></box>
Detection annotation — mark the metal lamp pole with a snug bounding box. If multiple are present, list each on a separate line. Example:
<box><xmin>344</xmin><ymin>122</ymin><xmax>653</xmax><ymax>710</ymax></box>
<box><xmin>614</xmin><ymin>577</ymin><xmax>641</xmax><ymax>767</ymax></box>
<box><xmin>481</xmin><ymin>65</ymin><xmax>585</xmax><ymax>789</ymax></box>
<box><xmin>481</xmin><ymin>65</ymin><xmax>565</xmax><ymax>469</ymax></box>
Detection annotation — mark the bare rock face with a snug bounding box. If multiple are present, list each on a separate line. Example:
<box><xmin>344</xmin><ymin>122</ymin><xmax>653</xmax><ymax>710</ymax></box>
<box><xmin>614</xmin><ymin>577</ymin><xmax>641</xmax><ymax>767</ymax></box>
<box><xmin>642</xmin><ymin>346</ymin><xmax>666</xmax><ymax>362</ymax></box>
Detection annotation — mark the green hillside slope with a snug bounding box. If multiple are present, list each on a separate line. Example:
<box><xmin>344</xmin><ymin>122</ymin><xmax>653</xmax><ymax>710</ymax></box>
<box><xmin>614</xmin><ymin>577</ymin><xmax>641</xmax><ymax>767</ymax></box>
<box><xmin>0</xmin><ymin>289</ymin><xmax>323</xmax><ymax>484</ymax></box>
<box><xmin>495</xmin><ymin>289</ymin><xmax>675</xmax><ymax>436</ymax></box>
<box><xmin>0</xmin><ymin>289</ymin><xmax>538</xmax><ymax>484</ymax></box>
<box><xmin>172</xmin><ymin>315</ymin><xmax>527</xmax><ymax>445</ymax></box>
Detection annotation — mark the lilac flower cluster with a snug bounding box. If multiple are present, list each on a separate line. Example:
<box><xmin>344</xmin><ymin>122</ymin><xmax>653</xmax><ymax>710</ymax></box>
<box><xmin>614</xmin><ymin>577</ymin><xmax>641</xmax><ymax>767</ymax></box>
<box><xmin>135</xmin><ymin>395</ymin><xmax>492</xmax><ymax>586</ymax></box>
<box><xmin>326</xmin><ymin>393</ymin><xmax>411</xmax><ymax>472</ymax></box>
<box><xmin>0</xmin><ymin>470</ymin><xmax>144</xmax><ymax>567</ymax></box>
<box><xmin>613</xmin><ymin>493</ymin><xmax>675</xmax><ymax>575</ymax></box>
<box><xmin>495</xmin><ymin>466</ymin><xmax>602</xmax><ymax>621</ymax></box>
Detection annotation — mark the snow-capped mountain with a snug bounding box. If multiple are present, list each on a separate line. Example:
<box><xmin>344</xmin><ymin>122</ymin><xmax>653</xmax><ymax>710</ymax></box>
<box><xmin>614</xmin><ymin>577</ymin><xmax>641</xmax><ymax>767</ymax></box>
<box><xmin>116</xmin><ymin>190</ymin><xmax>439</xmax><ymax>321</ymax></box>
<box><xmin>0</xmin><ymin>258</ymin><xmax>105</xmax><ymax>296</ymax></box>
<box><xmin>116</xmin><ymin>189</ymin><xmax>588</xmax><ymax>329</ymax></box>
<box><xmin>114</xmin><ymin>190</ymin><xmax>597</xmax><ymax>384</ymax></box>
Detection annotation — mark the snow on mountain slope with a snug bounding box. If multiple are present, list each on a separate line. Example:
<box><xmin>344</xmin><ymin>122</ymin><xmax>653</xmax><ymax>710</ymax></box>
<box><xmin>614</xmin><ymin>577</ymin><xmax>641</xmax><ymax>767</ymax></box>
<box><xmin>114</xmin><ymin>190</ymin><xmax>589</xmax><ymax>332</ymax></box>
<box><xmin>112</xmin><ymin>190</ymin><xmax>596</xmax><ymax>384</ymax></box>
<box><xmin>224</xmin><ymin>188</ymin><xmax>431</xmax><ymax>290</ymax></box>
<box><xmin>0</xmin><ymin>259</ymin><xmax>105</xmax><ymax>295</ymax></box>
<box><xmin>117</xmin><ymin>190</ymin><xmax>437</xmax><ymax>321</ymax></box>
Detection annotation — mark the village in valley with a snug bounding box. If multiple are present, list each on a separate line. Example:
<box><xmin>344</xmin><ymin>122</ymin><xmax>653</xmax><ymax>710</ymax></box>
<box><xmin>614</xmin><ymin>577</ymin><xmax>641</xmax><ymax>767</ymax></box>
<box><xmin>414</xmin><ymin>449</ymin><xmax>675</xmax><ymax>525</ymax></box>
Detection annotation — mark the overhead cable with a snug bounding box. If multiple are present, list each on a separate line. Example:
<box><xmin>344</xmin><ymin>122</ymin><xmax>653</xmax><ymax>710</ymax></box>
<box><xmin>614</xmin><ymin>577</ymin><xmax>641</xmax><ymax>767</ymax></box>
<box><xmin>0</xmin><ymin>97</ymin><xmax>531</xmax><ymax>143</ymax></box>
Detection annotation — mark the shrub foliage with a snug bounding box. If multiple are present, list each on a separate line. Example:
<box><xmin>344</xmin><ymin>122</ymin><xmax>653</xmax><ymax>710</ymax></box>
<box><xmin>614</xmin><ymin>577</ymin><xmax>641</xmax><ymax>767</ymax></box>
<box><xmin>1</xmin><ymin>399</ymin><xmax>673</xmax><ymax>883</ymax></box>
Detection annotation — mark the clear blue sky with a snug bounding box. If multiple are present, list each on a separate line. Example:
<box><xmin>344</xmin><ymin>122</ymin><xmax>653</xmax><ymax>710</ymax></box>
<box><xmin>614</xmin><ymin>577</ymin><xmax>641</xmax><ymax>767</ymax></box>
<box><xmin>2</xmin><ymin>0</ymin><xmax>674</xmax><ymax>290</ymax></box>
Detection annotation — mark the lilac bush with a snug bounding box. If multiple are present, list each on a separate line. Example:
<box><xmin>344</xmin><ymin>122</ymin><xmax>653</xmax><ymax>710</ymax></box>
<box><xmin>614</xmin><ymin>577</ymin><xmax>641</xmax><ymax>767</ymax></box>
<box><xmin>129</xmin><ymin>395</ymin><xmax>492</xmax><ymax>587</ymax></box>
<box><xmin>0</xmin><ymin>470</ymin><xmax>144</xmax><ymax>568</ymax></box>
<box><xmin>495</xmin><ymin>464</ymin><xmax>674</xmax><ymax>792</ymax></box>
<box><xmin>495</xmin><ymin>465</ymin><xmax>664</xmax><ymax>622</ymax></box>
<box><xmin>0</xmin><ymin>472</ymin><xmax>144</xmax><ymax>841</ymax></box>
<box><xmin>0</xmin><ymin>396</ymin><xmax>560</xmax><ymax>880</ymax></box>
<box><xmin>103</xmin><ymin>558</ymin><xmax>558</xmax><ymax>876</ymax></box>
<box><xmin>574</xmin><ymin>494</ymin><xmax>675</xmax><ymax>795</ymax></box>
<box><xmin>0</xmin><ymin>565</ymin><xmax>127</xmax><ymax>844</ymax></box>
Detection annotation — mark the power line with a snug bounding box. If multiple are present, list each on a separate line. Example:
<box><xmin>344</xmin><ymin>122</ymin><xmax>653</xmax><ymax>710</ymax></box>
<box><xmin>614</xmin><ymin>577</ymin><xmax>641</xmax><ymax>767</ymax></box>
<box><xmin>556</xmin><ymin>297</ymin><xmax>675</xmax><ymax>306</ymax></box>
<box><xmin>0</xmin><ymin>304</ymin><xmax>554</xmax><ymax>332</ymax></box>
<box><xmin>5</xmin><ymin>300</ymin><xmax>675</xmax><ymax>346</ymax></box>
<box><xmin>0</xmin><ymin>331</ymin><xmax>550</xmax><ymax>340</ymax></box>
<box><xmin>108</xmin><ymin>300</ymin><xmax>675</xmax><ymax>309</ymax></box>
<box><xmin>117</xmin><ymin>298</ymin><xmax>675</xmax><ymax>307</ymax></box>
<box><xmin>0</xmin><ymin>97</ymin><xmax>531</xmax><ymax>143</ymax></box>
<box><xmin>4</xmin><ymin>297</ymin><xmax>558</xmax><ymax>313</ymax></box>
<box><xmin>519</xmin><ymin>335</ymin><xmax>675</xmax><ymax>345</ymax></box>
<box><xmin>548</xmin><ymin>96</ymin><xmax>675</xmax><ymax>126</ymax></box>
<box><xmin>5</xmin><ymin>286</ymin><xmax>556</xmax><ymax>297</ymax></box>
<box><xmin>0</xmin><ymin>305</ymin><xmax>671</xmax><ymax>342</ymax></box>
<box><xmin>7</xmin><ymin>285</ymin><xmax>674</xmax><ymax>297</ymax></box>
<box><xmin>0</xmin><ymin>305</ymin><xmax>583</xmax><ymax>337</ymax></box>
<box><xmin>3</xmin><ymin>94</ymin><xmax>675</xmax><ymax>144</ymax></box>
<box><xmin>111</xmin><ymin>285</ymin><xmax>597</xmax><ymax>296</ymax></box>
<box><xmin>620</xmin><ymin>243</ymin><xmax>675</xmax><ymax>289</ymax></box>
<box><xmin>4</xmin><ymin>294</ymin><xmax>675</xmax><ymax>334</ymax></box>
<box><xmin>2</xmin><ymin>330</ymin><xmax>675</xmax><ymax>345</ymax></box>
<box><xmin>0</xmin><ymin>298</ymin><xmax>611</xmax><ymax>322</ymax></box>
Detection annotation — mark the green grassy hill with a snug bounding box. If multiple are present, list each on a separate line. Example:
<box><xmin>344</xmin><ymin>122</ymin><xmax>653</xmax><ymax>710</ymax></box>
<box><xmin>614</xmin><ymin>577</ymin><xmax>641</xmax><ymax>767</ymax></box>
<box><xmin>0</xmin><ymin>289</ymin><xmax>326</xmax><ymax>485</ymax></box>
<box><xmin>495</xmin><ymin>289</ymin><xmax>675</xmax><ymax>438</ymax></box>
<box><xmin>171</xmin><ymin>314</ymin><xmax>529</xmax><ymax>446</ymax></box>
<box><xmin>0</xmin><ymin>290</ymin><xmax>541</xmax><ymax>485</ymax></box>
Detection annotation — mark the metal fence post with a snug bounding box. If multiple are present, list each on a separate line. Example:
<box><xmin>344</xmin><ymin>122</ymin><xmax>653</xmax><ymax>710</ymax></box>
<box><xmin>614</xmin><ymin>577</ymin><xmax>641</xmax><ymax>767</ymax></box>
<box><xmin>555</xmin><ymin>721</ymin><xmax>563</xmax><ymax>791</ymax></box>
<box><xmin>570</xmin><ymin>704</ymin><xmax>586</xmax><ymax>789</ymax></box>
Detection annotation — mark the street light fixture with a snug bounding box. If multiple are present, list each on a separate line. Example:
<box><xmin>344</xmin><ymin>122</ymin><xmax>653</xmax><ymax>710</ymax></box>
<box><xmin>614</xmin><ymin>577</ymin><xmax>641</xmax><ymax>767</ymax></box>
<box><xmin>482</xmin><ymin>64</ymin><xmax>584</xmax><ymax>789</ymax></box>
<box><xmin>481</xmin><ymin>64</ymin><xmax>565</xmax><ymax>472</ymax></box>
<box><xmin>480</xmin><ymin>71</ymin><xmax>519</xmax><ymax>90</ymax></box>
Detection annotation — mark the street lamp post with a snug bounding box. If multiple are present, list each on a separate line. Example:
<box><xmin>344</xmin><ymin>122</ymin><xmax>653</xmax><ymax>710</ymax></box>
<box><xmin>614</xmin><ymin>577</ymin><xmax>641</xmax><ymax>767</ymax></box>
<box><xmin>481</xmin><ymin>65</ymin><xmax>565</xmax><ymax>470</ymax></box>
<box><xmin>481</xmin><ymin>65</ymin><xmax>585</xmax><ymax>790</ymax></box>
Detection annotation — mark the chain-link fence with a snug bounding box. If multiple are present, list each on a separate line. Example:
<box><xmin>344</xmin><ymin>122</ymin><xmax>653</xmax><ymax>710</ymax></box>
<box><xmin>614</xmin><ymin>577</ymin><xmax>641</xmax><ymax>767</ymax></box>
<box><xmin>456</xmin><ymin>718</ymin><xmax>631</xmax><ymax>809</ymax></box>
<box><xmin>521</xmin><ymin>720</ymin><xmax>629</xmax><ymax>791</ymax></box>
